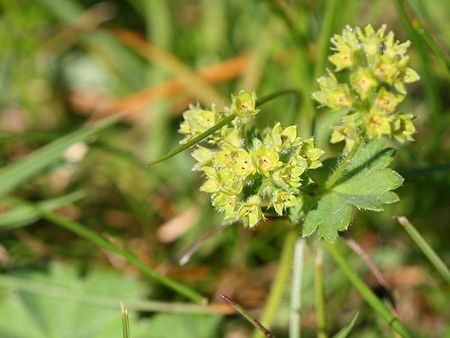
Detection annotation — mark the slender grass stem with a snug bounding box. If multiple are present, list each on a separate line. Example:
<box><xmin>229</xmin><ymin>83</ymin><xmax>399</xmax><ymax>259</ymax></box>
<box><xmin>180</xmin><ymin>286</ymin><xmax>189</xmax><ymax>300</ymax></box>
<box><xmin>121</xmin><ymin>302</ymin><xmax>131</xmax><ymax>338</ymax></box>
<box><xmin>290</xmin><ymin>238</ymin><xmax>305</xmax><ymax>338</ymax></box>
<box><xmin>394</xmin><ymin>0</ymin><xmax>440</xmax><ymax>131</ymax></box>
<box><xmin>400</xmin><ymin>0</ymin><xmax>450</xmax><ymax>72</ymax></box>
<box><xmin>324</xmin><ymin>241</ymin><xmax>414</xmax><ymax>338</ymax></box>
<box><xmin>252</xmin><ymin>229</ymin><xmax>297</xmax><ymax>338</ymax></box>
<box><xmin>38</xmin><ymin>209</ymin><xmax>206</xmax><ymax>304</ymax></box>
<box><xmin>397</xmin><ymin>216</ymin><xmax>450</xmax><ymax>284</ymax></box>
<box><xmin>315</xmin><ymin>246</ymin><xmax>327</xmax><ymax>338</ymax></box>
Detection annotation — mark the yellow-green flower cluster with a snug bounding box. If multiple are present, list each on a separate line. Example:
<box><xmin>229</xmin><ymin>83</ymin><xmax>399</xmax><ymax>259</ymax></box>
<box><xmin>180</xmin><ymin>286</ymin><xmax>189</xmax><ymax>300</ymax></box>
<box><xmin>313</xmin><ymin>25</ymin><xmax>419</xmax><ymax>149</ymax></box>
<box><xmin>179</xmin><ymin>91</ymin><xmax>324</xmax><ymax>227</ymax></box>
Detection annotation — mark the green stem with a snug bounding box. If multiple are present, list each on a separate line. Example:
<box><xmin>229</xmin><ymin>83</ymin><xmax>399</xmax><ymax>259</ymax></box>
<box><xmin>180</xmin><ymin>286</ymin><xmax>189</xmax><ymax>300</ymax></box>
<box><xmin>121</xmin><ymin>303</ymin><xmax>131</xmax><ymax>338</ymax></box>
<box><xmin>324</xmin><ymin>241</ymin><xmax>414</xmax><ymax>338</ymax></box>
<box><xmin>397</xmin><ymin>217</ymin><xmax>450</xmax><ymax>284</ymax></box>
<box><xmin>39</xmin><ymin>209</ymin><xmax>206</xmax><ymax>304</ymax></box>
<box><xmin>324</xmin><ymin>141</ymin><xmax>361</xmax><ymax>190</ymax></box>
<box><xmin>256</xmin><ymin>89</ymin><xmax>301</xmax><ymax>112</ymax></box>
<box><xmin>315</xmin><ymin>246</ymin><xmax>327</xmax><ymax>338</ymax></box>
<box><xmin>252</xmin><ymin>229</ymin><xmax>297</xmax><ymax>338</ymax></box>
<box><xmin>290</xmin><ymin>238</ymin><xmax>306</xmax><ymax>338</ymax></box>
<box><xmin>147</xmin><ymin>113</ymin><xmax>236</xmax><ymax>167</ymax></box>
<box><xmin>147</xmin><ymin>88</ymin><xmax>301</xmax><ymax>167</ymax></box>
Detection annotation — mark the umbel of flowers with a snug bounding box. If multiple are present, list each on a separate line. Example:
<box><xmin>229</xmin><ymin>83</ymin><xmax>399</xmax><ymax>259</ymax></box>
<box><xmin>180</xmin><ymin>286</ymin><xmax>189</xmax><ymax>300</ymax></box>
<box><xmin>179</xmin><ymin>91</ymin><xmax>324</xmax><ymax>227</ymax></box>
<box><xmin>313</xmin><ymin>25</ymin><xmax>420</xmax><ymax>149</ymax></box>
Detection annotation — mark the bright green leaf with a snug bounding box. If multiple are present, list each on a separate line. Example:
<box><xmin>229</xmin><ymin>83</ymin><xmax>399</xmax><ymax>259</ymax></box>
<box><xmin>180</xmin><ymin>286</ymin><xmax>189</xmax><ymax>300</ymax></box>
<box><xmin>302</xmin><ymin>192</ymin><xmax>353</xmax><ymax>242</ymax></box>
<box><xmin>303</xmin><ymin>140</ymin><xmax>403</xmax><ymax>241</ymax></box>
<box><xmin>333</xmin><ymin>140</ymin><xmax>403</xmax><ymax>211</ymax></box>
<box><xmin>0</xmin><ymin>263</ymin><xmax>151</xmax><ymax>338</ymax></box>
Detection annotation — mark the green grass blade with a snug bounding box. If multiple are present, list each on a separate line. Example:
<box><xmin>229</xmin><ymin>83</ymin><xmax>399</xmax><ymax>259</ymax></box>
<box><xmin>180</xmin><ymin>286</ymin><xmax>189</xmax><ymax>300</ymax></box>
<box><xmin>397</xmin><ymin>216</ymin><xmax>450</xmax><ymax>284</ymax></box>
<box><xmin>395</xmin><ymin>0</ymin><xmax>441</xmax><ymax>129</ymax></box>
<box><xmin>0</xmin><ymin>116</ymin><xmax>119</xmax><ymax>198</ymax></box>
<box><xmin>324</xmin><ymin>241</ymin><xmax>414</xmax><ymax>338</ymax></box>
<box><xmin>0</xmin><ymin>191</ymin><xmax>85</xmax><ymax>230</ymax></box>
<box><xmin>402</xmin><ymin>0</ymin><xmax>450</xmax><ymax>72</ymax></box>
<box><xmin>121</xmin><ymin>303</ymin><xmax>131</xmax><ymax>338</ymax></box>
<box><xmin>37</xmin><ymin>208</ymin><xmax>206</xmax><ymax>303</ymax></box>
<box><xmin>332</xmin><ymin>313</ymin><xmax>359</xmax><ymax>338</ymax></box>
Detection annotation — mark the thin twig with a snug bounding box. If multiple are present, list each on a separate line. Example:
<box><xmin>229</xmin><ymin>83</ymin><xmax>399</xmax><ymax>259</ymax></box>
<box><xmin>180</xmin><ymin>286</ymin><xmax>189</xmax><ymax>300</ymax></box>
<box><xmin>220</xmin><ymin>294</ymin><xmax>275</xmax><ymax>338</ymax></box>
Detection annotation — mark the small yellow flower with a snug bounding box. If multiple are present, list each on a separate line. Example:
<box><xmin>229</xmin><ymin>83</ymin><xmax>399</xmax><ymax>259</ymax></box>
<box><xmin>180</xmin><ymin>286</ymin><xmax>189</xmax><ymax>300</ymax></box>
<box><xmin>231</xmin><ymin>90</ymin><xmax>259</xmax><ymax>118</ymax></box>
<box><xmin>179</xmin><ymin>105</ymin><xmax>218</xmax><ymax>143</ymax></box>
<box><xmin>272</xmin><ymin>190</ymin><xmax>298</xmax><ymax>216</ymax></box>
<box><xmin>350</xmin><ymin>67</ymin><xmax>378</xmax><ymax>100</ymax></box>
<box><xmin>251</xmin><ymin>141</ymin><xmax>282</xmax><ymax>176</ymax></box>
<box><xmin>374</xmin><ymin>87</ymin><xmax>404</xmax><ymax>113</ymax></box>
<box><xmin>391</xmin><ymin>113</ymin><xmax>416</xmax><ymax>142</ymax></box>
<box><xmin>365</xmin><ymin>109</ymin><xmax>392</xmax><ymax>139</ymax></box>
<box><xmin>213</xmin><ymin>193</ymin><xmax>237</xmax><ymax>219</ymax></box>
<box><xmin>238</xmin><ymin>195</ymin><xmax>263</xmax><ymax>227</ymax></box>
<box><xmin>233</xmin><ymin>149</ymin><xmax>256</xmax><ymax>177</ymax></box>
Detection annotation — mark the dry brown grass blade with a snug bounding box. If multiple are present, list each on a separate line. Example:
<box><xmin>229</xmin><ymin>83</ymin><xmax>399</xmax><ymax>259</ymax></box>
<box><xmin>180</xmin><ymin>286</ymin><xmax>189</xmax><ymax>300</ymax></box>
<box><xmin>43</xmin><ymin>2</ymin><xmax>116</xmax><ymax>54</ymax></box>
<box><xmin>70</xmin><ymin>54</ymin><xmax>249</xmax><ymax>120</ymax></box>
<box><xmin>111</xmin><ymin>28</ymin><xmax>228</xmax><ymax>108</ymax></box>
<box><xmin>112</xmin><ymin>53</ymin><xmax>249</xmax><ymax>115</ymax></box>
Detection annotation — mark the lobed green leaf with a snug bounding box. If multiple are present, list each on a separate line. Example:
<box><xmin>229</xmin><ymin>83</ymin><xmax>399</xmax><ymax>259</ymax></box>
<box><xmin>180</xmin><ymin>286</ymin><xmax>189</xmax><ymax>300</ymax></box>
<box><xmin>303</xmin><ymin>140</ymin><xmax>403</xmax><ymax>241</ymax></box>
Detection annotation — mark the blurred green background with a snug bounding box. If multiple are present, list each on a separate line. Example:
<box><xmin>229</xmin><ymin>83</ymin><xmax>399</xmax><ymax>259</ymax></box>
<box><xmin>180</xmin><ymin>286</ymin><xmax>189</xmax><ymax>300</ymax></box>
<box><xmin>0</xmin><ymin>0</ymin><xmax>449</xmax><ymax>337</ymax></box>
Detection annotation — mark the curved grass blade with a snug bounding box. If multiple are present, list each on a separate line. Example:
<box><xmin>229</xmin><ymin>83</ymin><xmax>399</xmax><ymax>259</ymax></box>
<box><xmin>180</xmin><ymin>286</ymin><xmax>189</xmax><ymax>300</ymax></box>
<box><xmin>0</xmin><ymin>191</ymin><xmax>85</xmax><ymax>230</ymax></box>
<box><xmin>332</xmin><ymin>313</ymin><xmax>359</xmax><ymax>338</ymax></box>
<box><xmin>400</xmin><ymin>0</ymin><xmax>450</xmax><ymax>72</ymax></box>
<box><xmin>147</xmin><ymin>89</ymin><xmax>301</xmax><ymax>167</ymax></box>
<box><xmin>397</xmin><ymin>216</ymin><xmax>450</xmax><ymax>284</ymax></box>
<box><xmin>0</xmin><ymin>116</ymin><xmax>120</xmax><ymax>198</ymax></box>
<box><xmin>36</xmin><ymin>207</ymin><xmax>206</xmax><ymax>303</ymax></box>
<box><xmin>324</xmin><ymin>241</ymin><xmax>414</xmax><ymax>338</ymax></box>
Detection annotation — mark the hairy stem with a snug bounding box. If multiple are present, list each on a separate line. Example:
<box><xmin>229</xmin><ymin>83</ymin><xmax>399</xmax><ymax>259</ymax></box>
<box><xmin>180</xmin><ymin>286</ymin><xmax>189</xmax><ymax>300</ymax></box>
<box><xmin>325</xmin><ymin>141</ymin><xmax>360</xmax><ymax>190</ymax></box>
